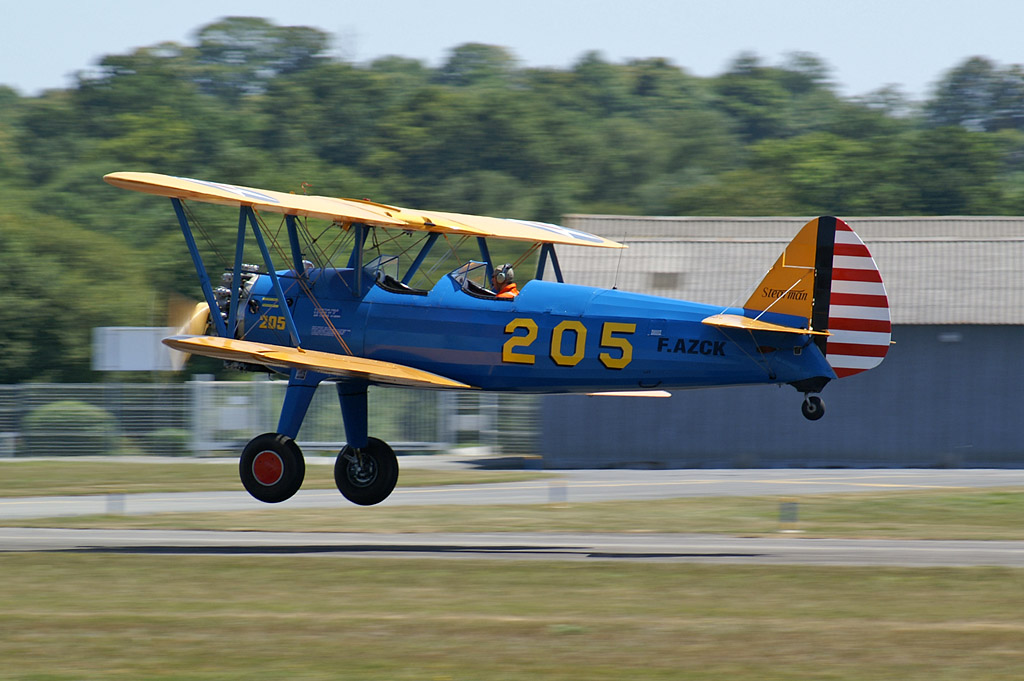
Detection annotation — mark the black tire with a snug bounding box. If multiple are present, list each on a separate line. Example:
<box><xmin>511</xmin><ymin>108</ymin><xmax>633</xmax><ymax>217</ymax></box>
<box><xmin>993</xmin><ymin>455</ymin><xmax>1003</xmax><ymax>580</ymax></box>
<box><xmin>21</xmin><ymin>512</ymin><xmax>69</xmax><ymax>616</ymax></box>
<box><xmin>334</xmin><ymin>437</ymin><xmax>398</xmax><ymax>506</ymax></box>
<box><xmin>801</xmin><ymin>395</ymin><xmax>825</xmax><ymax>421</ymax></box>
<box><xmin>239</xmin><ymin>433</ymin><xmax>305</xmax><ymax>503</ymax></box>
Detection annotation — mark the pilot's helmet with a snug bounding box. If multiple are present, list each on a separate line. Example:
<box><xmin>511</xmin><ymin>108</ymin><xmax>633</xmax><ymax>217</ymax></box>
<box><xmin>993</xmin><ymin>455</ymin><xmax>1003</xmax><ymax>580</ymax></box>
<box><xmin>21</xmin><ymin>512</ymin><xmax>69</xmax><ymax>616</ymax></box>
<box><xmin>493</xmin><ymin>264</ymin><xmax>515</xmax><ymax>285</ymax></box>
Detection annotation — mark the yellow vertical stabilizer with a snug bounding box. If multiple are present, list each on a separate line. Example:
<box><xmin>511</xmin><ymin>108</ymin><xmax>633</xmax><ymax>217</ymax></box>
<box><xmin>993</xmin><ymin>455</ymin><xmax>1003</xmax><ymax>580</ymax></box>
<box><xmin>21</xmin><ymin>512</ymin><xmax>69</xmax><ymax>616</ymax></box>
<box><xmin>743</xmin><ymin>217</ymin><xmax>822</xmax><ymax>320</ymax></box>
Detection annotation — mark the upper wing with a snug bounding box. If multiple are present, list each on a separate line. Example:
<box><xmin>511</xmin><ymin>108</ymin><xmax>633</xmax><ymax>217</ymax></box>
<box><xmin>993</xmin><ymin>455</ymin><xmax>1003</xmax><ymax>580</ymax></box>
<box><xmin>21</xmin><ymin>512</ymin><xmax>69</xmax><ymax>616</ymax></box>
<box><xmin>104</xmin><ymin>172</ymin><xmax>623</xmax><ymax>248</ymax></box>
<box><xmin>104</xmin><ymin>171</ymin><xmax>468</xmax><ymax>233</ymax></box>
<box><xmin>163</xmin><ymin>335</ymin><xmax>474</xmax><ymax>390</ymax></box>
<box><xmin>392</xmin><ymin>209</ymin><xmax>625</xmax><ymax>249</ymax></box>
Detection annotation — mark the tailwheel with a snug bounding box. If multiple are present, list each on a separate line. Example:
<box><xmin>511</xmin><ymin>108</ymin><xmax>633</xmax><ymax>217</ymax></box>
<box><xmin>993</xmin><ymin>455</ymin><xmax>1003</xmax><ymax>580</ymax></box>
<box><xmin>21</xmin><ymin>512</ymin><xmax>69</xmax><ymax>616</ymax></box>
<box><xmin>334</xmin><ymin>437</ymin><xmax>398</xmax><ymax>506</ymax></box>
<box><xmin>801</xmin><ymin>395</ymin><xmax>825</xmax><ymax>421</ymax></box>
<box><xmin>239</xmin><ymin>433</ymin><xmax>306</xmax><ymax>503</ymax></box>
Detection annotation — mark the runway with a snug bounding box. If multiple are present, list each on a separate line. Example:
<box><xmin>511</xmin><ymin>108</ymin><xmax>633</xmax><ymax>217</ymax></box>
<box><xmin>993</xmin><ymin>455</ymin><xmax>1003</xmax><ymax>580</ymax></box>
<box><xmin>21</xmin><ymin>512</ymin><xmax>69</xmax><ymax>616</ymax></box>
<box><xmin>3</xmin><ymin>528</ymin><xmax>1024</xmax><ymax>566</ymax></box>
<box><xmin>3</xmin><ymin>468</ymin><xmax>1023</xmax><ymax>520</ymax></box>
<box><xmin>2</xmin><ymin>468</ymin><xmax>1024</xmax><ymax>566</ymax></box>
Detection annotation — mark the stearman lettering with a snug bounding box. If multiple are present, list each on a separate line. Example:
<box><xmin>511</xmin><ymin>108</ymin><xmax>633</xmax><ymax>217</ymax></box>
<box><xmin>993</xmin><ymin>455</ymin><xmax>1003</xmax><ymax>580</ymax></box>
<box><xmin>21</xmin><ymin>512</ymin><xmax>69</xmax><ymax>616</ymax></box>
<box><xmin>761</xmin><ymin>287</ymin><xmax>808</xmax><ymax>301</ymax></box>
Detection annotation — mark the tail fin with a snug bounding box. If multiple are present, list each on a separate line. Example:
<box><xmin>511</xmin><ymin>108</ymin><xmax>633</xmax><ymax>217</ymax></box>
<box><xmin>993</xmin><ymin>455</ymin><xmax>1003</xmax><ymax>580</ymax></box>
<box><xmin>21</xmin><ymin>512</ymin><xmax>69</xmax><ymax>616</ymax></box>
<box><xmin>743</xmin><ymin>216</ymin><xmax>891</xmax><ymax>378</ymax></box>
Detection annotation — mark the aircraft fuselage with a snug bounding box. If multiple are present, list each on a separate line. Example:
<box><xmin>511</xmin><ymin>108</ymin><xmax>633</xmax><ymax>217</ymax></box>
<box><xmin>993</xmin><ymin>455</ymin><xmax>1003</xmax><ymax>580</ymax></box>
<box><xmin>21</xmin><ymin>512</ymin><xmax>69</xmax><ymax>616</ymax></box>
<box><xmin>240</xmin><ymin>267</ymin><xmax>835</xmax><ymax>392</ymax></box>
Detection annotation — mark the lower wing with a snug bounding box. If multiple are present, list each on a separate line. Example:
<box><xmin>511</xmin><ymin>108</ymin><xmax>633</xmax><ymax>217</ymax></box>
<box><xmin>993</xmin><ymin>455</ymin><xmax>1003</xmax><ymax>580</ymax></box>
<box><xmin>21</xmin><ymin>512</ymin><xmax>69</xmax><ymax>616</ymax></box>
<box><xmin>163</xmin><ymin>336</ymin><xmax>474</xmax><ymax>389</ymax></box>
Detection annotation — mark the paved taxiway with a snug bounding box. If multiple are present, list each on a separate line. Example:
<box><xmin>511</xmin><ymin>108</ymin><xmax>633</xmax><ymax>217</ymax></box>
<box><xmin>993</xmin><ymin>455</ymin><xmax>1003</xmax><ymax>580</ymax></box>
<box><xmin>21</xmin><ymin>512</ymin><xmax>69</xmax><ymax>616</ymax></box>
<box><xmin>2</xmin><ymin>467</ymin><xmax>1024</xmax><ymax>566</ymax></box>
<box><xmin>3</xmin><ymin>468</ymin><xmax>1024</xmax><ymax>520</ymax></box>
<box><xmin>3</xmin><ymin>528</ymin><xmax>1024</xmax><ymax>566</ymax></box>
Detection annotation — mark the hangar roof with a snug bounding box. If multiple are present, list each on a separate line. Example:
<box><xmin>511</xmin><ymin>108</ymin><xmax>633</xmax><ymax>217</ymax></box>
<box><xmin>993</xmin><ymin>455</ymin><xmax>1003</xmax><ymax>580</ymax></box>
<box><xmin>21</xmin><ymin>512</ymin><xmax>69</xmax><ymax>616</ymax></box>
<box><xmin>559</xmin><ymin>215</ymin><xmax>1024</xmax><ymax>325</ymax></box>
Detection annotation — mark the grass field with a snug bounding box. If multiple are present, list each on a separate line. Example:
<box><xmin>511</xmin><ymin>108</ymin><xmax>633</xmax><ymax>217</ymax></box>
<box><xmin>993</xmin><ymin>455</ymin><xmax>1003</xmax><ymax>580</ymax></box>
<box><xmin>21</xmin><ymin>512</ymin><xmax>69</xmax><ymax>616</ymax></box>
<box><xmin>1</xmin><ymin>555</ymin><xmax>1022</xmax><ymax>680</ymax></box>
<box><xmin>2</xmin><ymin>460</ymin><xmax>1024</xmax><ymax>679</ymax></box>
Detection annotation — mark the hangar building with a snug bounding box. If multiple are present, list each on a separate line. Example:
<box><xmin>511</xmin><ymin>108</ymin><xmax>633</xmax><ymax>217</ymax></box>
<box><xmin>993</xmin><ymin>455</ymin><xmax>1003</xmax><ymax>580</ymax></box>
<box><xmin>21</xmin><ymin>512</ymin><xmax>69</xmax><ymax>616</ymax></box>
<box><xmin>539</xmin><ymin>216</ymin><xmax>1024</xmax><ymax>468</ymax></box>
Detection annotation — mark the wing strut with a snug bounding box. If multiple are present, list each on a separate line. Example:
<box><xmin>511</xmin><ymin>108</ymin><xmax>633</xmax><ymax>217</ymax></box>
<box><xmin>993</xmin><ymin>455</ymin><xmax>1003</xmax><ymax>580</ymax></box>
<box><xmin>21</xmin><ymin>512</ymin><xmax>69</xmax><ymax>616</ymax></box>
<box><xmin>285</xmin><ymin>215</ymin><xmax>306</xmax><ymax>276</ymax></box>
<box><xmin>171</xmin><ymin>198</ymin><xmax>228</xmax><ymax>337</ymax></box>
<box><xmin>477</xmin><ymin>237</ymin><xmax>494</xmax><ymax>282</ymax></box>
<box><xmin>243</xmin><ymin>206</ymin><xmax>302</xmax><ymax>347</ymax></box>
<box><xmin>536</xmin><ymin>243</ymin><xmax>564</xmax><ymax>282</ymax></box>
<box><xmin>227</xmin><ymin>205</ymin><xmax>248</xmax><ymax>338</ymax></box>
<box><xmin>346</xmin><ymin>223</ymin><xmax>369</xmax><ymax>297</ymax></box>
<box><xmin>402</xmin><ymin>232</ymin><xmax>439</xmax><ymax>285</ymax></box>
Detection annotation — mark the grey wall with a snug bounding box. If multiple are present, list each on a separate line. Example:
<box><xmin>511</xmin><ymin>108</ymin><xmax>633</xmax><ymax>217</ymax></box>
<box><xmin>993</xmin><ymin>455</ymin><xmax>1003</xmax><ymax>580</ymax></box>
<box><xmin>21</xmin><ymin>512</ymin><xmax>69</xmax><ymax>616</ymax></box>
<box><xmin>540</xmin><ymin>325</ymin><xmax>1024</xmax><ymax>468</ymax></box>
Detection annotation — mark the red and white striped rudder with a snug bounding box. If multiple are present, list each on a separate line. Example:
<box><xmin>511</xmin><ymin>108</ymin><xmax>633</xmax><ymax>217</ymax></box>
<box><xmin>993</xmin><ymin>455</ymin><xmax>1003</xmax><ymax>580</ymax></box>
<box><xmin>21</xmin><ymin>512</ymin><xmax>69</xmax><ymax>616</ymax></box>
<box><xmin>826</xmin><ymin>220</ymin><xmax>891</xmax><ymax>378</ymax></box>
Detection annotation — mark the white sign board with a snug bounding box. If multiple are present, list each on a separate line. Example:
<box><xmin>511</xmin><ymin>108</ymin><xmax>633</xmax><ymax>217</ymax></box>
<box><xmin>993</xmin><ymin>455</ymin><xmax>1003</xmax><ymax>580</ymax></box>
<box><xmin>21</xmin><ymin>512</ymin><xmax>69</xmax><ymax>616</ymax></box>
<box><xmin>92</xmin><ymin>327</ymin><xmax>179</xmax><ymax>371</ymax></box>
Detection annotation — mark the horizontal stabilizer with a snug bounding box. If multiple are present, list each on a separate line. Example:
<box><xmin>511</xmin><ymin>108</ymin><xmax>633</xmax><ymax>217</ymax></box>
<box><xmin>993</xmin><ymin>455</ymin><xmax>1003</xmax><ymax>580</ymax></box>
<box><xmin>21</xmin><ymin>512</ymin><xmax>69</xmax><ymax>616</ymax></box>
<box><xmin>163</xmin><ymin>336</ymin><xmax>474</xmax><ymax>389</ymax></box>
<box><xmin>702</xmin><ymin>314</ymin><xmax>830</xmax><ymax>336</ymax></box>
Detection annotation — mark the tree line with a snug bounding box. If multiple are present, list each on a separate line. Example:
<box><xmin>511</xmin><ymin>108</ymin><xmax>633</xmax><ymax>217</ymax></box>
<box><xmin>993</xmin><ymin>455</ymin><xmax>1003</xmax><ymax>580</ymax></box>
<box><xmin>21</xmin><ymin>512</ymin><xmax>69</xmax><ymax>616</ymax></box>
<box><xmin>2</xmin><ymin>16</ymin><xmax>1023</xmax><ymax>382</ymax></box>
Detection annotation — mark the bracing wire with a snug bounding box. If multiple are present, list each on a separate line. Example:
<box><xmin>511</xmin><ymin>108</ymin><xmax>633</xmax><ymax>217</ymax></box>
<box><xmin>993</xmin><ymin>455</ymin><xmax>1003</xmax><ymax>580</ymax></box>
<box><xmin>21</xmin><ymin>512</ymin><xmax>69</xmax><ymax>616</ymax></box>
<box><xmin>512</xmin><ymin>242</ymin><xmax>540</xmax><ymax>274</ymax></box>
<box><xmin>256</xmin><ymin>210</ymin><xmax>353</xmax><ymax>354</ymax></box>
<box><xmin>421</xmin><ymin>233</ymin><xmax>471</xmax><ymax>284</ymax></box>
<box><xmin>611</xmin><ymin>225</ymin><xmax>627</xmax><ymax>290</ymax></box>
<box><xmin>183</xmin><ymin>201</ymin><xmax>229</xmax><ymax>270</ymax></box>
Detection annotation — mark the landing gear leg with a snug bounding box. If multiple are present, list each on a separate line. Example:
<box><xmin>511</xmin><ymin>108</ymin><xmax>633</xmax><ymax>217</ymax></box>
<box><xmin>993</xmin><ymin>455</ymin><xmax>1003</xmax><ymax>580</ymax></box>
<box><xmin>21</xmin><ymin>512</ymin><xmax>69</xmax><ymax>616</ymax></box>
<box><xmin>335</xmin><ymin>380</ymin><xmax>400</xmax><ymax>506</ymax></box>
<box><xmin>801</xmin><ymin>394</ymin><xmax>825</xmax><ymax>421</ymax></box>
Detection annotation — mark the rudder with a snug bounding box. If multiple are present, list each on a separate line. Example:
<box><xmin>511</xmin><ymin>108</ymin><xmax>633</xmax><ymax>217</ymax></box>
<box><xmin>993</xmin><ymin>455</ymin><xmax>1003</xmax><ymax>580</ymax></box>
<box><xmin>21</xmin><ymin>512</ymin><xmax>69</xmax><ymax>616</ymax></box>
<box><xmin>743</xmin><ymin>216</ymin><xmax>890</xmax><ymax>378</ymax></box>
<box><xmin>826</xmin><ymin>218</ymin><xmax>890</xmax><ymax>377</ymax></box>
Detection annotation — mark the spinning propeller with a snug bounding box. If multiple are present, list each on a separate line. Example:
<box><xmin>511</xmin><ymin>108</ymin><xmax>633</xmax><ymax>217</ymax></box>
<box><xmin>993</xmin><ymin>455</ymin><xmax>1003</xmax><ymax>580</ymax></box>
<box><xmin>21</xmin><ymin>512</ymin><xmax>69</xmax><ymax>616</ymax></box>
<box><xmin>166</xmin><ymin>295</ymin><xmax>211</xmax><ymax>370</ymax></box>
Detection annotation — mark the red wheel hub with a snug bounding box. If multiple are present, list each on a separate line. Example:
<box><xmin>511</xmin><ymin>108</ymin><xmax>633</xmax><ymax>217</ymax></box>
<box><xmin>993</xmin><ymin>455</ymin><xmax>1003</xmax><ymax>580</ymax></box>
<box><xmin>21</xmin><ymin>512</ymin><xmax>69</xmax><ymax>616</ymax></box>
<box><xmin>252</xmin><ymin>450</ymin><xmax>284</xmax><ymax>486</ymax></box>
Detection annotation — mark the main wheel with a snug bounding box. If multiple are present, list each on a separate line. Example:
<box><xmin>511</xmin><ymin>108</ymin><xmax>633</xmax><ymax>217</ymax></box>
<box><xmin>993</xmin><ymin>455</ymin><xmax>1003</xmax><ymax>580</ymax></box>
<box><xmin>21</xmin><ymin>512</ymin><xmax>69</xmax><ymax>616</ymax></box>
<box><xmin>334</xmin><ymin>437</ymin><xmax>398</xmax><ymax>506</ymax></box>
<box><xmin>239</xmin><ymin>433</ymin><xmax>306</xmax><ymax>503</ymax></box>
<box><xmin>801</xmin><ymin>395</ymin><xmax>825</xmax><ymax>421</ymax></box>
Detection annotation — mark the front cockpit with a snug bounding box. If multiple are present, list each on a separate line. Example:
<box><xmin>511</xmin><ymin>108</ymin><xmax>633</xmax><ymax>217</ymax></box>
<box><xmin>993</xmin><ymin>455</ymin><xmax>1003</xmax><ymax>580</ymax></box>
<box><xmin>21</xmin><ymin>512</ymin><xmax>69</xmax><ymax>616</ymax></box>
<box><xmin>366</xmin><ymin>255</ymin><xmax>428</xmax><ymax>296</ymax></box>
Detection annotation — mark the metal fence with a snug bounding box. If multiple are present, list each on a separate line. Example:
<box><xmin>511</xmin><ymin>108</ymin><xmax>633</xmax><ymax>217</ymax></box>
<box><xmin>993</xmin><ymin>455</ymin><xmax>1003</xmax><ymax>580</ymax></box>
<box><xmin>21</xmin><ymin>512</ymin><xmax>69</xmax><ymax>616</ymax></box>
<box><xmin>0</xmin><ymin>381</ymin><xmax>538</xmax><ymax>458</ymax></box>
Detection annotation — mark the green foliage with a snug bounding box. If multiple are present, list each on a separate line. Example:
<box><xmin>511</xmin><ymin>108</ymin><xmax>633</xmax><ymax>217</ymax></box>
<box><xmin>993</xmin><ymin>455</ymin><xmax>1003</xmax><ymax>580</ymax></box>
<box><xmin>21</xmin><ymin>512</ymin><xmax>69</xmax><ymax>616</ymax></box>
<box><xmin>194</xmin><ymin>16</ymin><xmax>330</xmax><ymax>99</ymax></box>
<box><xmin>713</xmin><ymin>53</ymin><xmax>795</xmax><ymax>142</ymax></box>
<box><xmin>926</xmin><ymin>56</ymin><xmax>1024</xmax><ymax>132</ymax></box>
<box><xmin>436</xmin><ymin>43</ymin><xmax>519</xmax><ymax>87</ymax></box>
<box><xmin>143</xmin><ymin>428</ymin><xmax>191</xmax><ymax>457</ymax></box>
<box><xmin>0</xmin><ymin>194</ymin><xmax>159</xmax><ymax>382</ymax></box>
<box><xmin>2</xmin><ymin>16</ymin><xmax>1022</xmax><ymax>382</ymax></box>
<box><xmin>20</xmin><ymin>400</ymin><xmax>119</xmax><ymax>456</ymax></box>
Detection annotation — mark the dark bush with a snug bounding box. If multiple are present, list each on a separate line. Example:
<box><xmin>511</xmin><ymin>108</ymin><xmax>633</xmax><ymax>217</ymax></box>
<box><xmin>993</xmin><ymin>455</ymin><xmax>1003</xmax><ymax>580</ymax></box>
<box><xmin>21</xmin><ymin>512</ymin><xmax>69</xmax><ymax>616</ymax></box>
<box><xmin>20</xmin><ymin>400</ymin><xmax>120</xmax><ymax>456</ymax></box>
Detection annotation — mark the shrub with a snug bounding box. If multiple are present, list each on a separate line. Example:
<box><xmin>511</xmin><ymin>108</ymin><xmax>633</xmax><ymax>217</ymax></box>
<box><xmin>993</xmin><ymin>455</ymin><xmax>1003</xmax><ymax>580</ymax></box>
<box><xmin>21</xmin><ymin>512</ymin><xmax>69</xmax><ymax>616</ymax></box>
<box><xmin>20</xmin><ymin>400</ymin><xmax>120</xmax><ymax>456</ymax></box>
<box><xmin>143</xmin><ymin>428</ymin><xmax>192</xmax><ymax>456</ymax></box>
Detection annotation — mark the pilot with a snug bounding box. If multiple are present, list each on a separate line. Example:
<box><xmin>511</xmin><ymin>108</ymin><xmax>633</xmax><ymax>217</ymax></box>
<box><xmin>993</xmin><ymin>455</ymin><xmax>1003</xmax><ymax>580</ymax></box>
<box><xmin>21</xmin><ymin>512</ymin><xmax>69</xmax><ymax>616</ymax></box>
<box><xmin>492</xmin><ymin>264</ymin><xmax>519</xmax><ymax>299</ymax></box>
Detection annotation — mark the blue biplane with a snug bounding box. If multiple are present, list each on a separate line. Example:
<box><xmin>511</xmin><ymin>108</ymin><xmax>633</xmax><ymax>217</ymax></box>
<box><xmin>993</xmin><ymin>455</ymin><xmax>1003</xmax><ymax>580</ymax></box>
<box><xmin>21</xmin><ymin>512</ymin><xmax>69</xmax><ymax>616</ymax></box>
<box><xmin>104</xmin><ymin>172</ymin><xmax>891</xmax><ymax>506</ymax></box>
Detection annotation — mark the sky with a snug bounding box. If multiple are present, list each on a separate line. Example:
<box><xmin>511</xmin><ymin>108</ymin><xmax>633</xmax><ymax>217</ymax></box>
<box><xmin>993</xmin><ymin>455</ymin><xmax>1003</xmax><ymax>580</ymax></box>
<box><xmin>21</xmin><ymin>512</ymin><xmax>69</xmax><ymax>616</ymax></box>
<box><xmin>3</xmin><ymin>0</ymin><xmax>1023</xmax><ymax>100</ymax></box>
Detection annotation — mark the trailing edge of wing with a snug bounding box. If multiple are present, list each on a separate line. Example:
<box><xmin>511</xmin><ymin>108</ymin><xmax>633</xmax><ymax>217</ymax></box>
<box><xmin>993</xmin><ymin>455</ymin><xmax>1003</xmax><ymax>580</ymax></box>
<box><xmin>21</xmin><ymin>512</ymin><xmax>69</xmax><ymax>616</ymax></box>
<box><xmin>701</xmin><ymin>314</ymin><xmax>830</xmax><ymax>336</ymax></box>
<box><xmin>162</xmin><ymin>335</ymin><xmax>474</xmax><ymax>389</ymax></box>
<box><xmin>406</xmin><ymin>209</ymin><xmax>625</xmax><ymax>249</ymax></box>
<box><xmin>104</xmin><ymin>172</ymin><xmax>623</xmax><ymax>248</ymax></box>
